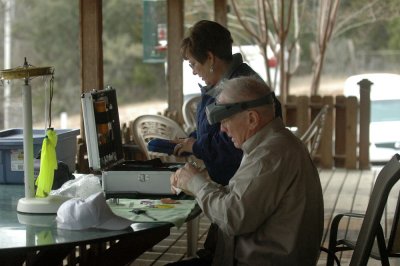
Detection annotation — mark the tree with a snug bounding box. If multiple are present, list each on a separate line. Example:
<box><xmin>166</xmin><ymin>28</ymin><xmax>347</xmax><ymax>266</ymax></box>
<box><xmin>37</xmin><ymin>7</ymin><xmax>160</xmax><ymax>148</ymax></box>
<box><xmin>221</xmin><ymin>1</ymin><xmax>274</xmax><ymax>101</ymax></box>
<box><xmin>102</xmin><ymin>0</ymin><xmax>166</xmax><ymax>102</ymax></box>
<box><xmin>309</xmin><ymin>0</ymin><xmax>340</xmax><ymax>95</ymax></box>
<box><xmin>230</xmin><ymin>0</ymin><xmax>400</xmax><ymax>98</ymax></box>
<box><xmin>230</xmin><ymin>0</ymin><xmax>302</xmax><ymax>103</ymax></box>
<box><xmin>2</xmin><ymin>0</ymin><xmax>167</xmax><ymax>128</ymax></box>
<box><xmin>388</xmin><ymin>18</ymin><xmax>400</xmax><ymax>50</ymax></box>
<box><xmin>11</xmin><ymin>0</ymin><xmax>80</xmax><ymax>121</ymax></box>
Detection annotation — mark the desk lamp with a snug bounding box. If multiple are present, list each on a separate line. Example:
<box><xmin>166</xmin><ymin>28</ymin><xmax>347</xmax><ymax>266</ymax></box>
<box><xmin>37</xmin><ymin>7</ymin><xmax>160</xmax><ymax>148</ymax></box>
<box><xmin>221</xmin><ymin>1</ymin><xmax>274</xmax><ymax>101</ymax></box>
<box><xmin>0</xmin><ymin>58</ymin><xmax>69</xmax><ymax>214</ymax></box>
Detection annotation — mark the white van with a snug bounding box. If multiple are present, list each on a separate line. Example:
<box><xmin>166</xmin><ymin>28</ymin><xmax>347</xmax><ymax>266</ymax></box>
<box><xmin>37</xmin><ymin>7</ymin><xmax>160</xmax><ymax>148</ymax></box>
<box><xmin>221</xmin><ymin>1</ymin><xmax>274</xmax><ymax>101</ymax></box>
<box><xmin>343</xmin><ymin>73</ymin><xmax>400</xmax><ymax>164</ymax></box>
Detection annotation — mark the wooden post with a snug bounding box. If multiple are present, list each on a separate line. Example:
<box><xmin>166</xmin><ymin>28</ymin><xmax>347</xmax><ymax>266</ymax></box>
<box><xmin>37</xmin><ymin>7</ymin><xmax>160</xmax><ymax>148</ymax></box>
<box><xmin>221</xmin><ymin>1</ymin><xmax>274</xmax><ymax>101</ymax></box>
<box><xmin>335</xmin><ymin>96</ymin><xmax>346</xmax><ymax>168</ymax></box>
<box><xmin>321</xmin><ymin>96</ymin><xmax>334</xmax><ymax>168</ymax></box>
<box><xmin>79</xmin><ymin>0</ymin><xmax>104</xmax><ymax>138</ymax></box>
<box><xmin>214</xmin><ymin>0</ymin><xmax>228</xmax><ymax>27</ymax></box>
<box><xmin>359</xmin><ymin>79</ymin><xmax>372</xmax><ymax>169</ymax></box>
<box><xmin>296</xmin><ymin>96</ymin><xmax>310</xmax><ymax>136</ymax></box>
<box><xmin>310</xmin><ymin>95</ymin><xmax>334</xmax><ymax>168</ymax></box>
<box><xmin>284</xmin><ymin>95</ymin><xmax>297</xmax><ymax>128</ymax></box>
<box><xmin>79</xmin><ymin>0</ymin><xmax>103</xmax><ymax>100</ymax></box>
<box><xmin>78</xmin><ymin>0</ymin><xmax>103</xmax><ymax>173</ymax></box>
<box><xmin>166</xmin><ymin>0</ymin><xmax>184</xmax><ymax>123</ymax></box>
<box><xmin>345</xmin><ymin>96</ymin><xmax>358</xmax><ymax>169</ymax></box>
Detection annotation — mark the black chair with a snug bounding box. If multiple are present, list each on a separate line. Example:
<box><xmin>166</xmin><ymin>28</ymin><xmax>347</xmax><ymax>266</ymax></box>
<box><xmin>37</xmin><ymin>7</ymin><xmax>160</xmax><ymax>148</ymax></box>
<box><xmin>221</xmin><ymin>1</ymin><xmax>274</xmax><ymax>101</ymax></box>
<box><xmin>326</xmin><ymin>153</ymin><xmax>400</xmax><ymax>266</ymax></box>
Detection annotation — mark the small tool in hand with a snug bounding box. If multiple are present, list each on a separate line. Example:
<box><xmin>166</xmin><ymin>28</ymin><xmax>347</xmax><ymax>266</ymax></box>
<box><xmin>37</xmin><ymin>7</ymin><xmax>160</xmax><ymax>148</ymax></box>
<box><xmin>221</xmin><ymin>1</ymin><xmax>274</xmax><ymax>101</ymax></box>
<box><xmin>130</xmin><ymin>209</ymin><xmax>158</xmax><ymax>221</ymax></box>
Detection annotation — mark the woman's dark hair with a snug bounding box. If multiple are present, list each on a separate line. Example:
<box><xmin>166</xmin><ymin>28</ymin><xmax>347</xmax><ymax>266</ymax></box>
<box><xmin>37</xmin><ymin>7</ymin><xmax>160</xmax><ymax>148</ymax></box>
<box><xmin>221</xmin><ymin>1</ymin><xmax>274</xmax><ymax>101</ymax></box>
<box><xmin>181</xmin><ymin>20</ymin><xmax>233</xmax><ymax>64</ymax></box>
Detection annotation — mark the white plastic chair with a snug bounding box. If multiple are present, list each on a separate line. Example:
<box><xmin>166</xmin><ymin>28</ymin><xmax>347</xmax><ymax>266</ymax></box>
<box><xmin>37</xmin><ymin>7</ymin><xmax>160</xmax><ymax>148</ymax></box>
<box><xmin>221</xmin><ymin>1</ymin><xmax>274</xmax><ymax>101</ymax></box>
<box><xmin>131</xmin><ymin>114</ymin><xmax>188</xmax><ymax>163</ymax></box>
<box><xmin>131</xmin><ymin>114</ymin><xmax>201</xmax><ymax>256</ymax></box>
<box><xmin>182</xmin><ymin>94</ymin><xmax>201</xmax><ymax>134</ymax></box>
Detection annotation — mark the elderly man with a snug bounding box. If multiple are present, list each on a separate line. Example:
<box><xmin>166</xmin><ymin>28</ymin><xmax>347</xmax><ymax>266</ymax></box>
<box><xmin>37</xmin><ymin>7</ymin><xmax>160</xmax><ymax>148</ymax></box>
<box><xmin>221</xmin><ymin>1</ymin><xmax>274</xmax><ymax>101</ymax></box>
<box><xmin>171</xmin><ymin>76</ymin><xmax>324</xmax><ymax>266</ymax></box>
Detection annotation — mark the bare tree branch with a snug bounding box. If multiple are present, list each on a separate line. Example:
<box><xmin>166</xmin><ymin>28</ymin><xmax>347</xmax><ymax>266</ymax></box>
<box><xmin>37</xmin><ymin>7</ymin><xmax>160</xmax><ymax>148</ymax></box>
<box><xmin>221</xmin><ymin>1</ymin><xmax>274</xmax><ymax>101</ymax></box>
<box><xmin>310</xmin><ymin>0</ymin><xmax>340</xmax><ymax>95</ymax></box>
<box><xmin>231</xmin><ymin>0</ymin><xmax>261</xmax><ymax>43</ymax></box>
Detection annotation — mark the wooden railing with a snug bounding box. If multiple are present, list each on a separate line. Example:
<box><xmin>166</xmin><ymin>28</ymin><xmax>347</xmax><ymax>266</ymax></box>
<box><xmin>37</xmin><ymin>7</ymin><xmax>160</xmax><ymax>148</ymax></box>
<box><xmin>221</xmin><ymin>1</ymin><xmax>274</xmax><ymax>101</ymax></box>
<box><xmin>283</xmin><ymin>79</ymin><xmax>372</xmax><ymax>169</ymax></box>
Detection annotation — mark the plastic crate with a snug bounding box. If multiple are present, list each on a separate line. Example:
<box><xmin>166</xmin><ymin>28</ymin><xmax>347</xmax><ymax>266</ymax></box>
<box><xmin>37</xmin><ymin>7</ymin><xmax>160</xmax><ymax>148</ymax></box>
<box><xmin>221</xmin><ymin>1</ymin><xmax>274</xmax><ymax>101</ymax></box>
<box><xmin>0</xmin><ymin>128</ymin><xmax>80</xmax><ymax>184</ymax></box>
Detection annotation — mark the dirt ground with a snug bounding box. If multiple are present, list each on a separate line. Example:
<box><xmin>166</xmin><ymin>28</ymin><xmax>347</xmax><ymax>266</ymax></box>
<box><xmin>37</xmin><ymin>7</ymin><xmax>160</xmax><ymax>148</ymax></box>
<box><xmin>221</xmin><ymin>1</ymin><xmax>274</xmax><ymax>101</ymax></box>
<box><xmin>47</xmin><ymin>74</ymin><xmax>346</xmax><ymax>130</ymax></box>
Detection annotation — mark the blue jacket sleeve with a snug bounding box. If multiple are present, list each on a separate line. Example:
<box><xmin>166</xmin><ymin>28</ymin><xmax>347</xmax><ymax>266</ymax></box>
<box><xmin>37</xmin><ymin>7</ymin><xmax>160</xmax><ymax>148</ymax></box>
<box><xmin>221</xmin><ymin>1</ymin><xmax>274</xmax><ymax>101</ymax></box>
<box><xmin>191</xmin><ymin>95</ymin><xmax>242</xmax><ymax>185</ymax></box>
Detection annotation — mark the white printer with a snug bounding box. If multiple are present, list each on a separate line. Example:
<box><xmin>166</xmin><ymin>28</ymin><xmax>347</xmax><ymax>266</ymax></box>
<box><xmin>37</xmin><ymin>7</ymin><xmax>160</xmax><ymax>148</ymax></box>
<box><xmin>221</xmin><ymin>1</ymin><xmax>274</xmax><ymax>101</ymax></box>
<box><xmin>81</xmin><ymin>87</ymin><xmax>181</xmax><ymax>197</ymax></box>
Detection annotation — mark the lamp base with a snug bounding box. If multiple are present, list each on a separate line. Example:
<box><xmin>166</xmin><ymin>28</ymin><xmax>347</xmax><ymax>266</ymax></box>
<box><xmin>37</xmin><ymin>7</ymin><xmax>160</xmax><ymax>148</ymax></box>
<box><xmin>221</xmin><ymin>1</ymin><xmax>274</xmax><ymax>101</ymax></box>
<box><xmin>17</xmin><ymin>195</ymin><xmax>71</xmax><ymax>214</ymax></box>
<box><xmin>17</xmin><ymin>212</ymin><xmax>57</xmax><ymax>227</ymax></box>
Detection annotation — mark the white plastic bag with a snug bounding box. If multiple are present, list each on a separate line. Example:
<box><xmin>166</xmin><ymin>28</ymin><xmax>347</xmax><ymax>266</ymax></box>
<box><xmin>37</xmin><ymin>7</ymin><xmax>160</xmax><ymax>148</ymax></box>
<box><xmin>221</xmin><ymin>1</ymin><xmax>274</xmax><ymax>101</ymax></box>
<box><xmin>50</xmin><ymin>174</ymin><xmax>102</xmax><ymax>199</ymax></box>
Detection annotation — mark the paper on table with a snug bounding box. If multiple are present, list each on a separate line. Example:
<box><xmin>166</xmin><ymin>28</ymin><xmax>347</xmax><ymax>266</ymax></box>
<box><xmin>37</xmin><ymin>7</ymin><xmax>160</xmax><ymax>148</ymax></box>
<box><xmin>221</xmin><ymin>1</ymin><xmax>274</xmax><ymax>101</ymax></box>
<box><xmin>108</xmin><ymin>199</ymin><xmax>196</xmax><ymax>228</ymax></box>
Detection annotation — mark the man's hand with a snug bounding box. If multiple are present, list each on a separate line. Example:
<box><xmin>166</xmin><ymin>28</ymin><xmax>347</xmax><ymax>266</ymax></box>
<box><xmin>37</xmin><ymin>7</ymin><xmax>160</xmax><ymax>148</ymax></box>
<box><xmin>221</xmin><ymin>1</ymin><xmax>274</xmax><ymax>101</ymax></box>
<box><xmin>170</xmin><ymin>163</ymin><xmax>200</xmax><ymax>195</ymax></box>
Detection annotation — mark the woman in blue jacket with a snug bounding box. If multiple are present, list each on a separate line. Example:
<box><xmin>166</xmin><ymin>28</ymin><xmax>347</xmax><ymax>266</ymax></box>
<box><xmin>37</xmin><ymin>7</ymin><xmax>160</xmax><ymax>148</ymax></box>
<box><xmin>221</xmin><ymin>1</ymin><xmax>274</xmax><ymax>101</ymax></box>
<box><xmin>174</xmin><ymin>20</ymin><xmax>281</xmax><ymax>186</ymax></box>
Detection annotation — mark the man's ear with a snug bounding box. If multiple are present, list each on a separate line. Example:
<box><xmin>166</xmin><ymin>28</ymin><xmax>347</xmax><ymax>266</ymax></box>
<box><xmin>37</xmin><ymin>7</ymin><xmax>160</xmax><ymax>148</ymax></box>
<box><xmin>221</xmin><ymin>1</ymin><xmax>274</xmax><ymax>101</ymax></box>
<box><xmin>247</xmin><ymin>110</ymin><xmax>260</xmax><ymax>130</ymax></box>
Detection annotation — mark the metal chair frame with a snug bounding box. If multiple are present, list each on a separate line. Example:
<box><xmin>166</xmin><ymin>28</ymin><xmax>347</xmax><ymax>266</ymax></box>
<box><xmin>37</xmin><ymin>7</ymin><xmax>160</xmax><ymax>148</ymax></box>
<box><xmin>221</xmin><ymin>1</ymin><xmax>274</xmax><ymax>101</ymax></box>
<box><xmin>326</xmin><ymin>154</ymin><xmax>400</xmax><ymax>266</ymax></box>
<box><xmin>300</xmin><ymin>105</ymin><xmax>329</xmax><ymax>159</ymax></box>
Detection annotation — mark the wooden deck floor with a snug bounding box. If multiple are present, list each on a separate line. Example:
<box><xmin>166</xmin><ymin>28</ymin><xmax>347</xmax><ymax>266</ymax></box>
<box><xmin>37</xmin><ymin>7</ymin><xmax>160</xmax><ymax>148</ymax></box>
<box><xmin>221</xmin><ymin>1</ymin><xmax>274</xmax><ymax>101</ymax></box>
<box><xmin>130</xmin><ymin>167</ymin><xmax>400</xmax><ymax>266</ymax></box>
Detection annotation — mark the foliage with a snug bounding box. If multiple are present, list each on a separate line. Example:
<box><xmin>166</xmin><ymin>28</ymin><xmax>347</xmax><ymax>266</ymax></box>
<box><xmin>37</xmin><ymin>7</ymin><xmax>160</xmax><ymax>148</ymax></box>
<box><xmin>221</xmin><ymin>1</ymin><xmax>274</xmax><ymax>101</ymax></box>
<box><xmin>185</xmin><ymin>0</ymin><xmax>214</xmax><ymax>23</ymax></box>
<box><xmin>102</xmin><ymin>0</ymin><xmax>167</xmax><ymax>105</ymax></box>
<box><xmin>388</xmin><ymin>17</ymin><xmax>400</xmax><ymax>50</ymax></box>
<box><xmin>1</xmin><ymin>0</ymin><xmax>167</xmax><ymax>127</ymax></box>
<box><xmin>0</xmin><ymin>1</ymin><xmax>4</xmax><ymax>70</ymax></box>
<box><xmin>8</xmin><ymin>0</ymin><xmax>80</xmax><ymax>124</ymax></box>
<box><xmin>334</xmin><ymin>0</ymin><xmax>400</xmax><ymax>49</ymax></box>
<box><xmin>229</xmin><ymin>0</ymin><xmax>400</xmax><ymax>97</ymax></box>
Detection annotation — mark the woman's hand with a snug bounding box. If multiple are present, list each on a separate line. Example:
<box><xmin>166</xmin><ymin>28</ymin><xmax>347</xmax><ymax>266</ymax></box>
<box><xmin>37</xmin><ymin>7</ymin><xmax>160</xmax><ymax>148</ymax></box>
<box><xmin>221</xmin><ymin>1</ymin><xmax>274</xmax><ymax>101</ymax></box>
<box><xmin>171</xmin><ymin>137</ymin><xmax>196</xmax><ymax>156</ymax></box>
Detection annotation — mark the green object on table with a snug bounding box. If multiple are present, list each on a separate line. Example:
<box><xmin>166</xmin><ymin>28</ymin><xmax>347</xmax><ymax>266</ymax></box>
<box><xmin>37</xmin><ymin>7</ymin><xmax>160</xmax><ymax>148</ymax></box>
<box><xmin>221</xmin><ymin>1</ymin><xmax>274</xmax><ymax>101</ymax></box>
<box><xmin>36</xmin><ymin>129</ymin><xmax>58</xmax><ymax>197</ymax></box>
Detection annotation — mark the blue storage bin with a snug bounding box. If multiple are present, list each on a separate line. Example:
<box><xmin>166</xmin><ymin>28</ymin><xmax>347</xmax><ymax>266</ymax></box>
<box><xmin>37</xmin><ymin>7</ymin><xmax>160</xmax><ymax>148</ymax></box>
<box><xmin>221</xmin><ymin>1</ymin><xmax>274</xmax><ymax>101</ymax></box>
<box><xmin>0</xmin><ymin>128</ymin><xmax>80</xmax><ymax>184</ymax></box>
